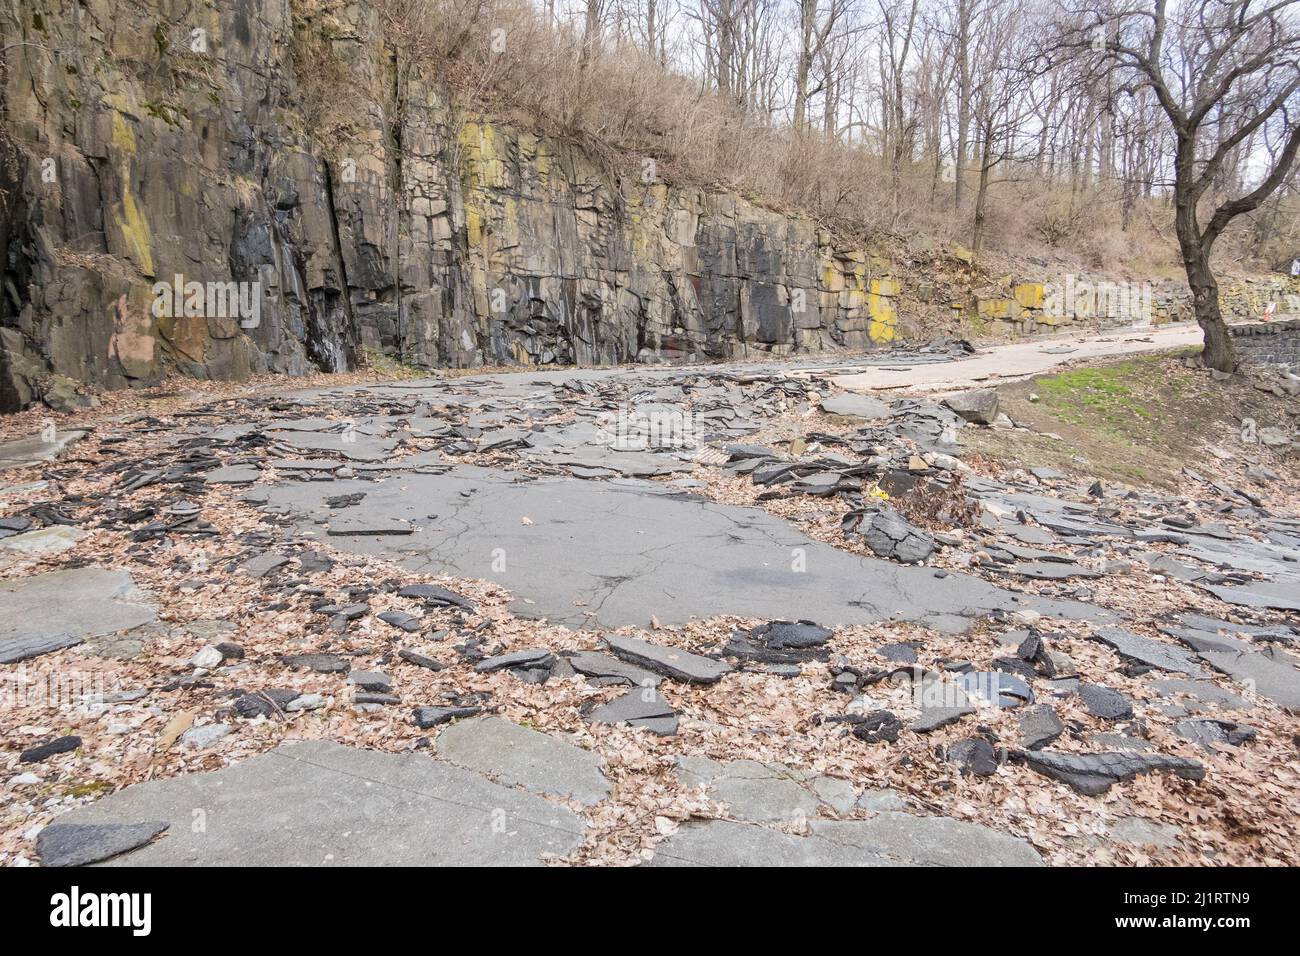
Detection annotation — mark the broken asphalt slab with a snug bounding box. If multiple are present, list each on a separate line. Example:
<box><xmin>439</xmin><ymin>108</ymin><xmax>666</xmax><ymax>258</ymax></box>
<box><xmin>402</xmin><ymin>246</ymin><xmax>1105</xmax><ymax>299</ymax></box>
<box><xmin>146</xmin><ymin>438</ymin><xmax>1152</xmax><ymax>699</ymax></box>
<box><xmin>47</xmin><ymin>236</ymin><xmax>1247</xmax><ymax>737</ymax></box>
<box><xmin>1021</xmin><ymin>750</ymin><xmax>1206</xmax><ymax>796</ymax></box>
<box><xmin>37</xmin><ymin>822</ymin><xmax>170</xmax><ymax>867</ymax></box>
<box><xmin>261</xmin><ymin>466</ymin><xmax>1111</xmax><ymax>631</ymax></box>
<box><xmin>674</xmin><ymin>756</ymin><xmax>822</xmax><ymax>823</ymax></box>
<box><xmin>603</xmin><ymin>634</ymin><xmax>732</xmax><ymax>683</ymax></box>
<box><xmin>434</xmin><ymin>717</ymin><xmax>610</xmax><ymax>805</ymax></box>
<box><xmin>45</xmin><ymin>740</ymin><xmax>584</xmax><ymax>865</ymax></box>
<box><xmin>1203</xmin><ymin>580</ymin><xmax>1300</xmax><ymax>613</ymax></box>
<box><xmin>0</xmin><ymin>568</ymin><xmax>157</xmax><ymax>664</ymax></box>
<box><xmin>820</xmin><ymin>393</ymin><xmax>894</xmax><ymax>420</ymax></box>
<box><xmin>587</xmin><ymin>687</ymin><xmax>679</xmax><ymax>735</ymax></box>
<box><xmin>0</xmin><ymin>430</ymin><xmax>87</xmax><ymax>472</ymax></box>
<box><xmin>1092</xmin><ymin>627</ymin><xmax>1212</xmax><ymax>677</ymax></box>
<box><xmin>1161</xmin><ymin>619</ymin><xmax>1300</xmax><ymax>709</ymax></box>
<box><xmin>649</xmin><ymin>813</ymin><xmax>1044</xmax><ymax>867</ymax></box>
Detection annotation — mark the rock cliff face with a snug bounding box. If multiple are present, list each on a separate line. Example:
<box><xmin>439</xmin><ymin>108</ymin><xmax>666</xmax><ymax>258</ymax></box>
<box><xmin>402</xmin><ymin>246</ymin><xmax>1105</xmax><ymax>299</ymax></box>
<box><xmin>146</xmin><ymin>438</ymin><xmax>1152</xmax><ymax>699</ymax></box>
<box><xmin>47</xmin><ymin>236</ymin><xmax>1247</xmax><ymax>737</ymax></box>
<box><xmin>6</xmin><ymin>2</ymin><xmax>1293</xmax><ymax>414</ymax></box>
<box><xmin>0</xmin><ymin>0</ymin><xmax>906</xmax><ymax>412</ymax></box>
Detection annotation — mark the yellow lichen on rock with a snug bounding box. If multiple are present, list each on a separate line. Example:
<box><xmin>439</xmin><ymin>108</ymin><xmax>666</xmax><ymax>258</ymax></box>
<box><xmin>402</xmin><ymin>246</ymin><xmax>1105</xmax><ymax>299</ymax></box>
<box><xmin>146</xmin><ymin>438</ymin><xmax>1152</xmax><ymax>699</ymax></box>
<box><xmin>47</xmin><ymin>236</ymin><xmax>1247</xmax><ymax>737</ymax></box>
<box><xmin>867</xmin><ymin>277</ymin><xmax>898</xmax><ymax>343</ymax></box>
<box><xmin>1014</xmin><ymin>282</ymin><xmax>1045</xmax><ymax>309</ymax></box>
<box><xmin>465</xmin><ymin>207</ymin><xmax>483</xmax><ymax>248</ymax></box>
<box><xmin>872</xmin><ymin>276</ymin><xmax>901</xmax><ymax>297</ymax></box>
<box><xmin>119</xmin><ymin>189</ymin><xmax>154</xmax><ymax>277</ymax></box>
<box><xmin>110</xmin><ymin>109</ymin><xmax>137</xmax><ymax>155</ymax></box>
<box><xmin>459</xmin><ymin>120</ymin><xmax>505</xmax><ymax>191</ymax></box>
<box><xmin>978</xmin><ymin>298</ymin><xmax>1019</xmax><ymax>320</ymax></box>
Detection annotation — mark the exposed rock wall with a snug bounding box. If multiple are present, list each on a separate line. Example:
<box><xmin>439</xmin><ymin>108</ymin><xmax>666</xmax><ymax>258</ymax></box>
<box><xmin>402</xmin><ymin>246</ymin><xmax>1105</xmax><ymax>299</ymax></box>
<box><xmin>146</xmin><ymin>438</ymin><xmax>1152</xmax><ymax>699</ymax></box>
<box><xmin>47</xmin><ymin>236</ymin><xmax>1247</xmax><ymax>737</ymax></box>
<box><xmin>1</xmin><ymin>0</ymin><xmax>377</xmax><ymax>413</ymax></box>
<box><xmin>0</xmin><ymin>0</ymin><xmax>906</xmax><ymax>412</ymax></box>
<box><xmin>4</xmin><ymin>2</ymin><xmax>1294</xmax><ymax>413</ymax></box>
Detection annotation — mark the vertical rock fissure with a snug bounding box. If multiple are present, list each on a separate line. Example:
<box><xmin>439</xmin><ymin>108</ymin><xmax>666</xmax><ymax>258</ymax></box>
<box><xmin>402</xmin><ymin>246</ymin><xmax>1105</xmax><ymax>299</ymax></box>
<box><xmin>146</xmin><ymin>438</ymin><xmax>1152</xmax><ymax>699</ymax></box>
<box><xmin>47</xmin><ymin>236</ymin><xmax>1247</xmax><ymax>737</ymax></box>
<box><xmin>734</xmin><ymin>282</ymin><xmax>745</xmax><ymax>357</ymax></box>
<box><xmin>387</xmin><ymin>43</ymin><xmax>405</xmax><ymax>363</ymax></box>
<box><xmin>321</xmin><ymin>156</ymin><xmax>361</xmax><ymax>370</ymax></box>
<box><xmin>444</xmin><ymin>147</ymin><xmax>473</xmax><ymax>368</ymax></box>
<box><xmin>0</xmin><ymin>128</ymin><xmax>36</xmax><ymax>413</ymax></box>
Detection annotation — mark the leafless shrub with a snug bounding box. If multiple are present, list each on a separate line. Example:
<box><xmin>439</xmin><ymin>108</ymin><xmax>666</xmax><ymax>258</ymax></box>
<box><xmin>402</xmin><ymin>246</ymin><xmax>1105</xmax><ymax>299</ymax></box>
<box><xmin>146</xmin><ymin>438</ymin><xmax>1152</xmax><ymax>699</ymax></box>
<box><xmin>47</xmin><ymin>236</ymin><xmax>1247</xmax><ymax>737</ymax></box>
<box><xmin>893</xmin><ymin>472</ymin><xmax>980</xmax><ymax>530</ymax></box>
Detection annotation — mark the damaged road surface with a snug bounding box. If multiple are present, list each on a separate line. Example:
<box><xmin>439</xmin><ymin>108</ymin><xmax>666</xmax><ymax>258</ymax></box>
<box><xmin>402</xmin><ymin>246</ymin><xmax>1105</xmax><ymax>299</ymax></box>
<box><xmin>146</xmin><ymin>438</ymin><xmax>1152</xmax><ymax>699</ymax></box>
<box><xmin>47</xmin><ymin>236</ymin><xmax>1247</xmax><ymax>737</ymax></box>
<box><xmin>261</xmin><ymin>466</ymin><xmax>1106</xmax><ymax>631</ymax></box>
<box><xmin>1</xmin><ymin>345</ymin><xmax>1298</xmax><ymax>867</ymax></box>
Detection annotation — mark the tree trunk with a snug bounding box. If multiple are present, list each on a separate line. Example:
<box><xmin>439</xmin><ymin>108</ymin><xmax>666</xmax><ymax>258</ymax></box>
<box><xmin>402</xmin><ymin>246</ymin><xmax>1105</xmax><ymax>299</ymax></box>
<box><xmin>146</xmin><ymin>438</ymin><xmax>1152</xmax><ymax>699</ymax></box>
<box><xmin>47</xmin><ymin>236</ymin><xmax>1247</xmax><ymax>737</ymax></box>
<box><xmin>793</xmin><ymin>1</ymin><xmax>814</xmax><ymax>131</ymax></box>
<box><xmin>1183</xmin><ymin>251</ymin><xmax>1237</xmax><ymax>371</ymax></box>
<box><xmin>581</xmin><ymin>0</ymin><xmax>601</xmax><ymax>68</ymax></box>
<box><xmin>823</xmin><ymin>69</ymin><xmax>837</xmax><ymax>136</ymax></box>
<box><xmin>1174</xmin><ymin>183</ymin><xmax>1237</xmax><ymax>372</ymax></box>
<box><xmin>971</xmin><ymin>134</ymin><xmax>992</xmax><ymax>253</ymax></box>
<box><xmin>954</xmin><ymin>0</ymin><xmax>971</xmax><ymax>209</ymax></box>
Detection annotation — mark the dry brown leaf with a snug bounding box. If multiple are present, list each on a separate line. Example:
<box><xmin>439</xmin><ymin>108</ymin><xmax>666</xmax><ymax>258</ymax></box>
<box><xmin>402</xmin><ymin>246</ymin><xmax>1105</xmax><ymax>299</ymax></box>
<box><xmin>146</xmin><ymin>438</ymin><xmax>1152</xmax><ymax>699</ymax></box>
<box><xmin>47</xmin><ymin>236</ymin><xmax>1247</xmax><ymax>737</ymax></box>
<box><xmin>156</xmin><ymin>710</ymin><xmax>195</xmax><ymax>750</ymax></box>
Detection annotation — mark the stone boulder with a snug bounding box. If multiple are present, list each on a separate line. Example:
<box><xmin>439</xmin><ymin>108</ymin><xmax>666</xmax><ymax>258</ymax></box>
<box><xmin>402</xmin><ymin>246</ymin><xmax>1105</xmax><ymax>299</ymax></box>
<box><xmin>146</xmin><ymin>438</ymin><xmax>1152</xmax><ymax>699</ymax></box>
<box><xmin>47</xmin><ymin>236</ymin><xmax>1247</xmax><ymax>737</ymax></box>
<box><xmin>860</xmin><ymin>508</ymin><xmax>935</xmax><ymax>563</ymax></box>
<box><xmin>942</xmin><ymin>389</ymin><xmax>1000</xmax><ymax>425</ymax></box>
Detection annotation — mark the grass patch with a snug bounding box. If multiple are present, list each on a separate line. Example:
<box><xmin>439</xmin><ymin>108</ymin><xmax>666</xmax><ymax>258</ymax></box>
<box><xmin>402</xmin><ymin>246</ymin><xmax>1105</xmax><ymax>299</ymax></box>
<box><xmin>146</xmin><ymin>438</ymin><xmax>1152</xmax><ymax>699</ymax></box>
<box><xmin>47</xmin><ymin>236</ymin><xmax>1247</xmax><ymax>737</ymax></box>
<box><xmin>964</xmin><ymin>353</ymin><xmax>1296</xmax><ymax>488</ymax></box>
<box><xmin>1034</xmin><ymin>362</ymin><xmax>1155</xmax><ymax>434</ymax></box>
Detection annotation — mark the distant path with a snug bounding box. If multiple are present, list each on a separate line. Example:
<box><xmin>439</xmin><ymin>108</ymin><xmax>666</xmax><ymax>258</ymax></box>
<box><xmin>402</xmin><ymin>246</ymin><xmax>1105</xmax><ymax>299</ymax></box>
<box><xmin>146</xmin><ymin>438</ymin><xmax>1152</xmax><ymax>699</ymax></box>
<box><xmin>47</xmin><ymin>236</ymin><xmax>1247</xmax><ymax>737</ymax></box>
<box><xmin>821</xmin><ymin>323</ymin><xmax>1204</xmax><ymax>394</ymax></box>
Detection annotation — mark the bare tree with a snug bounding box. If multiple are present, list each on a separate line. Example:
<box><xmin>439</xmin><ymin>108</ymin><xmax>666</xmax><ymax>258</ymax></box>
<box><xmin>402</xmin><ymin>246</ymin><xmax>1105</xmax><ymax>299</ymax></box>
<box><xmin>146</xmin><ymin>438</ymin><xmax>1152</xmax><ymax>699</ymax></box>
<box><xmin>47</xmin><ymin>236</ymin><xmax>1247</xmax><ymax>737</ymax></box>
<box><xmin>878</xmin><ymin>0</ymin><xmax>922</xmax><ymax>221</ymax></box>
<box><xmin>582</xmin><ymin>0</ymin><xmax>607</xmax><ymax>67</ymax></box>
<box><xmin>692</xmin><ymin>0</ymin><xmax>743</xmax><ymax>101</ymax></box>
<box><xmin>968</xmin><ymin>0</ymin><xmax>1038</xmax><ymax>252</ymax></box>
<box><xmin>792</xmin><ymin>0</ymin><xmax>854</xmax><ymax>131</ymax></box>
<box><xmin>944</xmin><ymin>0</ymin><xmax>980</xmax><ymax>207</ymax></box>
<box><xmin>1067</xmin><ymin>0</ymin><xmax>1300</xmax><ymax>370</ymax></box>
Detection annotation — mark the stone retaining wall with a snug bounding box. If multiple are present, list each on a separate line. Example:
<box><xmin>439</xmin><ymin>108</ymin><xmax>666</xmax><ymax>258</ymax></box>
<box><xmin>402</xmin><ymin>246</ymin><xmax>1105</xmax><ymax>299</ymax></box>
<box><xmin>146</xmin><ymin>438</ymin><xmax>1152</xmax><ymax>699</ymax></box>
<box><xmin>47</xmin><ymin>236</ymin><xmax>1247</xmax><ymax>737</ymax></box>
<box><xmin>974</xmin><ymin>275</ymin><xmax>1300</xmax><ymax>336</ymax></box>
<box><xmin>1230</xmin><ymin>318</ymin><xmax>1300</xmax><ymax>368</ymax></box>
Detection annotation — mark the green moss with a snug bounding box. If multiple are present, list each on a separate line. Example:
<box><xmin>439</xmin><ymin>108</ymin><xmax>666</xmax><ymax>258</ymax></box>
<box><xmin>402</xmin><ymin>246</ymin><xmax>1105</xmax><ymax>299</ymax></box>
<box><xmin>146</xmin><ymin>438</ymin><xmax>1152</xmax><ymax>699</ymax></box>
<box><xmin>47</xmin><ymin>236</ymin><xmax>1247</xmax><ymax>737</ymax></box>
<box><xmin>970</xmin><ymin>352</ymin><xmax>1293</xmax><ymax>489</ymax></box>
<box><xmin>143</xmin><ymin>100</ymin><xmax>184</xmax><ymax>126</ymax></box>
<box><xmin>962</xmin><ymin>309</ymin><xmax>989</xmax><ymax>336</ymax></box>
<box><xmin>1036</xmin><ymin>362</ymin><xmax>1154</xmax><ymax>431</ymax></box>
<box><xmin>65</xmin><ymin>780</ymin><xmax>112</xmax><ymax>798</ymax></box>
<box><xmin>362</xmin><ymin>346</ymin><xmax>424</xmax><ymax>379</ymax></box>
